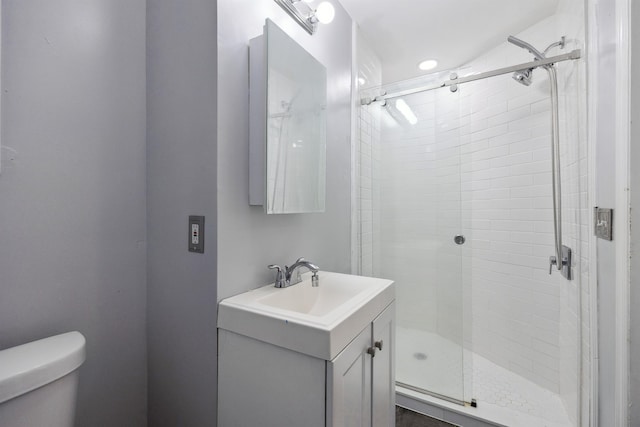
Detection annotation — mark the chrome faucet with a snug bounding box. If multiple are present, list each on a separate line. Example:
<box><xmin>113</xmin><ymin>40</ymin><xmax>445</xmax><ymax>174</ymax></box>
<box><xmin>268</xmin><ymin>257</ymin><xmax>320</xmax><ymax>288</ymax></box>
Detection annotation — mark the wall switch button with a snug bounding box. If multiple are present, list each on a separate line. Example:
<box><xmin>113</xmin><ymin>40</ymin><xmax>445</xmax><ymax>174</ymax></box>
<box><xmin>189</xmin><ymin>216</ymin><xmax>205</xmax><ymax>253</ymax></box>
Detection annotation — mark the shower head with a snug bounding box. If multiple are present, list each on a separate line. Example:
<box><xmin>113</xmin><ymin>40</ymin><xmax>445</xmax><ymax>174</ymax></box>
<box><xmin>512</xmin><ymin>68</ymin><xmax>533</xmax><ymax>86</ymax></box>
<box><xmin>507</xmin><ymin>35</ymin><xmax>567</xmax><ymax>86</ymax></box>
<box><xmin>507</xmin><ymin>36</ymin><xmax>550</xmax><ymax>86</ymax></box>
<box><xmin>507</xmin><ymin>35</ymin><xmax>545</xmax><ymax>60</ymax></box>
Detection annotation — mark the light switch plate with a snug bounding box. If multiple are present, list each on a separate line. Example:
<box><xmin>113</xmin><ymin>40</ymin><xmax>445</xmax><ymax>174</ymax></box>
<box><xmin>594</xmin><ymin>207</ymin><xmax>613</xmax><ymax>241</ymax></box>
<box><xmin>189</xmin><ymin>215</ymin><xmax>205</xmax><ymax>253</ymax></box>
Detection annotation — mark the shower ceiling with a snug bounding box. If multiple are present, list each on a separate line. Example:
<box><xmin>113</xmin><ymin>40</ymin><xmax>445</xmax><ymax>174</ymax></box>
<box><xmin>339</xmin><ymin>0</ymin><xmax>559</xmax><ymax>83</ymax></box>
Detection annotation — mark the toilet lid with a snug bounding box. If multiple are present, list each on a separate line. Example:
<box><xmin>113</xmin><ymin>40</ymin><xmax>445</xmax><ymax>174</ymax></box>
<box><xmin>0</xmin><ymin>331</ymin><xmax>86</xmax><ymax>404</ymax></box>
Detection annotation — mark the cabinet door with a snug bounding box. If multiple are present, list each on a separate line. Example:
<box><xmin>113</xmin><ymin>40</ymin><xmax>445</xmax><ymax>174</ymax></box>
<box><xmin>327</xmin><ymin>325</ymin><xmax>372</xmax><ymax>427</ymax></box>
<box><xmin>372</xmin><ymin>303</ymin><xmax>395</xmax><ymax>427</ymax></box>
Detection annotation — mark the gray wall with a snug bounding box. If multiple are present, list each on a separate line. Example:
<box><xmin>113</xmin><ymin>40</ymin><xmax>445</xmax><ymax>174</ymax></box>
<box><xmin>217</xmin><ymin>0</ymin><xmax>353</xmax><ymax>302</ymax></box>
<box><xmin>146</xmin><ymin>0</ymin><xmax>218</xmax><ymax>425</ymax></box>
<box><xmin>0</xmin><ymin>1</ymin><xmax>147</xmax><ymax>426</ymax></box>
<box><xmin>147</xmin><ymin>1</ymin><xmax>352</xmax><ymax>423</ymax></box>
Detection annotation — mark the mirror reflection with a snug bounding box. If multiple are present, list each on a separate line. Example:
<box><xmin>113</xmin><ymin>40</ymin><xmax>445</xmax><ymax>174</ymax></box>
<box><xmin>265</xmin><ymin>20</ymin><xmax>326</xmax><ymax>214</ymax></box>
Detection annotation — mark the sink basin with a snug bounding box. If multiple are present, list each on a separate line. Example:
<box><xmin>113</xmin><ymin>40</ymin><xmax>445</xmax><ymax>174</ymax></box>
<box><xmin>258</xmin><ymin>275</ymin><xmax>373</xmax><ymax>316</ymax></box>
<box><xmin>218</xmin><ymin>272</ymin><xmax>394</xmax><ymax>360</ymax></box>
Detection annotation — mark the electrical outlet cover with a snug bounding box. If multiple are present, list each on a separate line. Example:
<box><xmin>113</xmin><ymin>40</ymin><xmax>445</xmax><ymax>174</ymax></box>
<box><xmin>594</xmin><ymin>207</ymin><xmax>613</xmax><ymax>241</ymax></box>
<box><xmin>188</xmin><ymin>216</ymin><xmax>205</xmax><ymax>253</ymax></box>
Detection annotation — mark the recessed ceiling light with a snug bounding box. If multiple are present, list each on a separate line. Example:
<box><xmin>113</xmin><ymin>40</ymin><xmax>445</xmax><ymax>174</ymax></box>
<box><xmin>418</xmin><ymin>59</ymin><xmax>438</xmax><ymax>71</ymax></box>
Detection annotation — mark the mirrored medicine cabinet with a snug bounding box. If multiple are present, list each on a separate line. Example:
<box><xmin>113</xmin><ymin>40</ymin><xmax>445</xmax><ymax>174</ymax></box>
<box><xmin>249</xmin><ymin>19</ymin><xmax>327</xmax><ymax>214</ymax></box>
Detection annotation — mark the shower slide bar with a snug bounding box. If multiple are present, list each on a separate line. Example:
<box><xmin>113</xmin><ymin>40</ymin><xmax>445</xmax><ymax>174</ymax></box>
<box><xmin>360</xmin><ymin>49</ymin><xmax>581</xmax><ymax>105</ymax></box>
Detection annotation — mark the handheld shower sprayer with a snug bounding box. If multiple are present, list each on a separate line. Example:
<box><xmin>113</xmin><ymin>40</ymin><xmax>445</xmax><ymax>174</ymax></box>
<box><xmin>506</xmin><ymin>34</ymin><xmax>572</xmax><ymax>279</ymax></box>
<box><xmin>507</xmin><ymin>36</ymin><xmax>545</xmax><ymax>60</ymax></box>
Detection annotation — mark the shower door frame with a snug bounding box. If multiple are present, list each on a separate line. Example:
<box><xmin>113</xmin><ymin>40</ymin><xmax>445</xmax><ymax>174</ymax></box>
<box><xmin>583</xmin><ymin>0</ymin><xmax>633</xmax><ymax>424</ymax></box>
<box><xmin>350</xmin><ymin>9</ymin><xmax>623</xmax><ymax>421</ymax></box>
<box><xmin>353</xmin><ymin>77</ymin><xmax>472</xmax><ymax>405</ymax></box>
<box><xmin>613</xmin><ymin>0</ymin><xmax>631</xmax><ymax>424</ymax></box>
<box><xmin>614</xmin><ymin>16</ymin><xmax>631</xmax><ymax>427</ymax></box>
<box><xmin>353</xmin><ymin>62</ymin><xmax>593</xmax><ymax>421</ymax></box>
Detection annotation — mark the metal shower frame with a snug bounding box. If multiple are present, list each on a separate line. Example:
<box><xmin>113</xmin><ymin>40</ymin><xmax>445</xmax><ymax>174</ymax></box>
<box><xmin>360</xmin><ymin>49</ymin><xmax>581</xmax><ymax>106</ymax></box>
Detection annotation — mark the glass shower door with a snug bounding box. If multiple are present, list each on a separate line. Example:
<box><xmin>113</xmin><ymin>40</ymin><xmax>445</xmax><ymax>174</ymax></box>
<box><xmin>359</xmin><ymin>80</ymin><xmax>471</xmax><ymax>404</ymax></box>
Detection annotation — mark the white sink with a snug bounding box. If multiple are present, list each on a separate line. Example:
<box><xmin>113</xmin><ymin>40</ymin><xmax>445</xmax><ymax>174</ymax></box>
<box><xmin>258</xmin><ymin>274</ymin><xmax>373</xmax><ymax>315</ymax></box>
<box><xmin>218</xmin><ymin>272</ymin><xmax>394</xmax><ymax>360</ymax></box>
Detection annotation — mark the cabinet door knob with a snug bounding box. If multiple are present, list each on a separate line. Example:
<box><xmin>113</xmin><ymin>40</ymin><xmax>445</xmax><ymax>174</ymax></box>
<box><xmin>374</xmin><ymin>340</ymin><xmax>383</xmax><ymax>350</ymax></box>
<box><xmin>367</xmin><ymin>347</ymin><xmax>376</xmax><ymax>357</ymax></box>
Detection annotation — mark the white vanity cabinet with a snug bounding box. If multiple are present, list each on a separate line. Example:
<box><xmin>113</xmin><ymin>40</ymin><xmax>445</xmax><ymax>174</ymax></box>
<box><xmin>328</xmin><ymin>303</ymin><xmax>395</xmax><ymax>427</ymax></box>
<box><xmin>218</xmin><ymin>302</ymin><xmax>394</xmax><ymax>427</ymax></box>
<box><xmin>217</xmin><ymin>272</ymin><xmax>395</xmax><ymax>427</ymax></box>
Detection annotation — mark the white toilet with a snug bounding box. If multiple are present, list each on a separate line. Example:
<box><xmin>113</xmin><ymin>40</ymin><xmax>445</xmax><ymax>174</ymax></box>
<box><xmin>0</xmin><ymin>331</ymin><xmax>86</xmax><ymax>427</ymax></box>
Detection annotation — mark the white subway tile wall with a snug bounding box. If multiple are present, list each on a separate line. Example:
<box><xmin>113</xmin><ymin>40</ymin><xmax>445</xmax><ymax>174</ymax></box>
<box><xmin>355</xmin><ymin>28</ymin><xmax>382</xmax><ymax>278</ymax></box>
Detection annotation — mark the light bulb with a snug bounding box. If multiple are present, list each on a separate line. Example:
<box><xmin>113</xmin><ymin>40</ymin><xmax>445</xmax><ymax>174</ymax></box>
<box><xmin>315</xmin><ymin>2</ymin><xmax>335</xmax><ymax>24</ymax></box>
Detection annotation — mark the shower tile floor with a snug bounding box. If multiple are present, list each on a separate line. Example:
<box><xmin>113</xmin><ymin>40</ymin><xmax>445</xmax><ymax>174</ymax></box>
<box><xmin>397</xmin><ymin>327</ymin><xmax>572</xmax><ymax>427</ymax></box>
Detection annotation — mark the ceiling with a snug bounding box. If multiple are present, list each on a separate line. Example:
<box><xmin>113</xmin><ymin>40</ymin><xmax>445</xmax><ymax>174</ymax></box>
<box><xmin>339</xmin><ymin>0</ymin><xmax>559</xmax><ymax>83</ymax></box>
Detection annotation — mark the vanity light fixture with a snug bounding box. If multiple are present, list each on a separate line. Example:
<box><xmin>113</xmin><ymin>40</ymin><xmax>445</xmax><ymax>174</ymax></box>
<box><xmin>418</xmin><ymin>59</ymin><xmax>438</xmax><ymax>71</ymax></box>
<box><xmin>313</xmin><ymin>2</ymin><xmax>335</xmax><ymax>24</ymax></box>
<box><xmin>274</xmin><ymin>0</ymin><xmax>335</xmax><ymax>35</ymax></box>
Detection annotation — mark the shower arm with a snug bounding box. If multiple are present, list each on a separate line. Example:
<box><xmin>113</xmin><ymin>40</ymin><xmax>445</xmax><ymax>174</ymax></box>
<box><xmin>544</xmin><ymin>36</ymin><xmax>566</xmax><ymax>56</ymax></box>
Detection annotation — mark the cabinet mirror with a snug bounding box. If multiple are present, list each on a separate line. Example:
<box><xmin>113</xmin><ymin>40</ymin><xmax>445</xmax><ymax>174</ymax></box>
<box><xmin>250</xmin><ymin>19</ymin><xmax>327</xmax><ymax>214</ymax></box>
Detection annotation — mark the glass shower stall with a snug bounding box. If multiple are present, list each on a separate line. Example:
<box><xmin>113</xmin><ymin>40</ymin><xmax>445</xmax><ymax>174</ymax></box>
<box><xmin>354</xmin><ymin>35</ymin><xmax>587</xmax><ymax>426</ymax></box>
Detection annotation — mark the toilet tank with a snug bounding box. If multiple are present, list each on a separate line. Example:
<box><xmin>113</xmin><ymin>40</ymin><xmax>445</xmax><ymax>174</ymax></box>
<box><xmin>0</xmin><ymin>332</ymin><xmax>86</xmax><ymax>427</ymax></box>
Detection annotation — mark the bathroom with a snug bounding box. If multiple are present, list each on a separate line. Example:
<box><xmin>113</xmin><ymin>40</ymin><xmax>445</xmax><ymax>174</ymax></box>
<box><xmin>0</xmin><ymin>0</ymin><xmax>638</xmax><ymax>426</ymax></box>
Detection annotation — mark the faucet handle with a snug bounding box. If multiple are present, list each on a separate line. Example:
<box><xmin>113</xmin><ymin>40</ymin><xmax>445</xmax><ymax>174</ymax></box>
<box><xmin>549</xmin><ymin>256</ymin><xmax>557</xmax><ymax>274</ymax></box>
<box><xmin>268</xmin><ymin>265</ymin><xmax>286</xmax><ymax>288</ymax></box>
